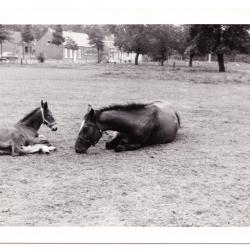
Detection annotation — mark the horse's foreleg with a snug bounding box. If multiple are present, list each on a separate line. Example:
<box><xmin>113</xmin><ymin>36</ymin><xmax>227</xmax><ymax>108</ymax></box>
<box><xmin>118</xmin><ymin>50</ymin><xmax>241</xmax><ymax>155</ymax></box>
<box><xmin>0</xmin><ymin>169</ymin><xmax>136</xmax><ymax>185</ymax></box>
<box><xmin>114</xmin><ymin>143</ymin><xmax>142</xmax><ymax>152</ymax></box>
<box><xmin>106</xmin><ymin>132</ymin><xmax>124</xmax><ymax>150</ymax></box>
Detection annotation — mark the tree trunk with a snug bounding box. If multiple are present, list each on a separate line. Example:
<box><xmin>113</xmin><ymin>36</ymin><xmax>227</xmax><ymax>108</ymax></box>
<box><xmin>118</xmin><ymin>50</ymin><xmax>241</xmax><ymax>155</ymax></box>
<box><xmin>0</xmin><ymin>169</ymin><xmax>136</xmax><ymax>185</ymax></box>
<box><xmin>0</xmin><ymin>42</ymin><xmax>2</xmax><ymax>58</ymax></box>
<box><xmin>217</xmin><ymin>53</ymin><xmax>225</xmax><ymax>72</ymax></box>
<box><xmin>22</xmin><ymin>42</ymin><xmax>25</xmax><ymax>61</ymax></box>
<box><xmin>97</xmin><ymin>49</ymin><xmax>99</xmax><ymax>63</ymax></box>
<box><xmin>181</xmin><ymin>53</ymin><xmax>184</xmax><ymax>61</ymax></box>
<box><xmin>134</xmin><ymin>53</ymin><xmax>139</xmax><ymax>65</ymax></box>
<box><xmin>189</xmin><ymin>53</ymin><xmax>194</xmax><ymax>67</ymax></box>
<box><xmin>97</xmin><ymin>49</ymin><xmax>103</xmax><ymax>63</ymax></box>
<box><xmin>160</xmin><ymin>59</ymin><xmax>164</xmax><ymax>66</ymax></box>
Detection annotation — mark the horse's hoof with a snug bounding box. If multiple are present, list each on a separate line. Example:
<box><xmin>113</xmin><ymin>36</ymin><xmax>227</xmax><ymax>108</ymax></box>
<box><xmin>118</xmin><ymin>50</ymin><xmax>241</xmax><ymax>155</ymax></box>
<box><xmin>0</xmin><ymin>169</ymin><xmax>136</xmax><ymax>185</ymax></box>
<box><xmin>105</xmin><ymin>142</ymin><xmax>115</xmax><ymax>150</ymax></box>
<box><xmin>114</xmin><ymin>145</ymin><xmax>125</xmax><ymax>152</ymax></box>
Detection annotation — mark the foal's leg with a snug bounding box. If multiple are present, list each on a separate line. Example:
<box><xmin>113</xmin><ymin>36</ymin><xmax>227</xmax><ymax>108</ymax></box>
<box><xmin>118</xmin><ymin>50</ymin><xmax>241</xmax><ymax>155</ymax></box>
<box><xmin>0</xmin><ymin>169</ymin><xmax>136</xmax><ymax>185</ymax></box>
<box><xmin>20</xmin><ymin>144</ymin><xmax>56</xmax><ymax>154</ymax></box>
<box><xmin>31</xmin><ymin>136</ymin><xmax>50</xmax><ymax>145</ymax></box>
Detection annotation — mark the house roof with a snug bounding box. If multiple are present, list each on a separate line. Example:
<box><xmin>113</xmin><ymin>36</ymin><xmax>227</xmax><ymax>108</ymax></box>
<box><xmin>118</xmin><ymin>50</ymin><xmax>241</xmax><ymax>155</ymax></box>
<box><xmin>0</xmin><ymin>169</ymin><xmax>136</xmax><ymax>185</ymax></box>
<box><xmin>63</xmin><ymin>31</ymin><xmax>91</xmax><ymax>47</ymax></box>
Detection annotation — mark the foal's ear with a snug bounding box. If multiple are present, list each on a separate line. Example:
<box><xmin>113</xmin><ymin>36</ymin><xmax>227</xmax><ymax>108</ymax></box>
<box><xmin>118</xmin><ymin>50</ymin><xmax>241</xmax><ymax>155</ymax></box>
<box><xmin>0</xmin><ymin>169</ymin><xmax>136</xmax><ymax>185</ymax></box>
<box><xmin>44</xmin><ymin>101</ymin><xmax>48</xmax><ymax>110</ymax></box>
<box><xmin>41</xmin><ymin>100</ymin><xmax>48</xmax><ymax>110</ymax></box>
<box><xmin>87</xmin><ymin>104</ymin><xmax>93</xmax><ymax>113</ymax></box>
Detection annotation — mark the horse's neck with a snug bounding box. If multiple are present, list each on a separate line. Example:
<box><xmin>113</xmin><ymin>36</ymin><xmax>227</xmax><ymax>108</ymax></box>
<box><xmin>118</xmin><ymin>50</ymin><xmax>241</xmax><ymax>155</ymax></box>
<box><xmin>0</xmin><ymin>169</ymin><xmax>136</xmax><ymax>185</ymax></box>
<box><xmin>97</xmin><ymin>110</ymin><xmax>135</xmax><ymax>132</ymax></box>
<box><xmin>17</xmin><ymin>110</ymin><xmax>43</xmax><ymax>131</ymax></box>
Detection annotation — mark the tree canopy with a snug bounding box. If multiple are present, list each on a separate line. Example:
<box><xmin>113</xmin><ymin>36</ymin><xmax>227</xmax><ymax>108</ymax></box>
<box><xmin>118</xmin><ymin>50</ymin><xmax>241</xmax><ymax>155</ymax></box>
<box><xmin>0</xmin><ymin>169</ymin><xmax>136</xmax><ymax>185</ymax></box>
<box><xmin>0</xmin><ymin>25</ymin><xmax>10</xmax><ymax>57</ymax></box>
<box><xmin>83</xmin><ymin>25</ymin><xmax>106</xmax><ymax>63</ymax></box>
<box><xmin>147</xmin><ymin>25</ymin><xmax>176</xmax><ymax>65</ymax></box>
<box><xmin>64</xmin><ymin>36</ymin><xmax>78</xmax><ymax>50</ymax></box>
<box><xmin>51</xmin><ymin>25</ymin><xmax>65</xmax><ymax>46</ymax></box>
<box><xmin>21</xmin><ymin>25</ymin><xmax>34</xmax><ymax>44</ymax></box>
<box><xmin>188</xmin><ymin>25</ymin><xmax>250</xmax><ymax>71</ymax></box>
<box><xmin>111</xmin><ymin>25</ymin><xmax>149</xmax><ymax>65</ymax></box>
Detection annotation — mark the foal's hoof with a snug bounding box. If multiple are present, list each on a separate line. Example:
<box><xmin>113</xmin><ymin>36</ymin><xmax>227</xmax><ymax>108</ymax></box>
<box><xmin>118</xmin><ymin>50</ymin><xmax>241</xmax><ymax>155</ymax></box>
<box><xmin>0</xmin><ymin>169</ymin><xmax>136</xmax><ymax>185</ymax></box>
<box><xmin>48</xmin><ymin>146</ymin><xmax>56</xmax><ymax>152</ymax></box>
<box><xmin>114</xmin><ymin>145</ymin><xmax>125</xmax><ymax>152</ymax></box>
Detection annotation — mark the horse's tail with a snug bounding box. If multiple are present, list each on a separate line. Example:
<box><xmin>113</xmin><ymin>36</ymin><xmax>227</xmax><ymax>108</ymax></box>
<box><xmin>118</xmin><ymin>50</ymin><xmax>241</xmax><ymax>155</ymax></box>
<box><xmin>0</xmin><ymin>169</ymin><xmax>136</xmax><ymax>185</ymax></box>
<box><xmin>175</xmin><ymin>112</ymin><xmax>181</xmax><ymax>128</ymax></box>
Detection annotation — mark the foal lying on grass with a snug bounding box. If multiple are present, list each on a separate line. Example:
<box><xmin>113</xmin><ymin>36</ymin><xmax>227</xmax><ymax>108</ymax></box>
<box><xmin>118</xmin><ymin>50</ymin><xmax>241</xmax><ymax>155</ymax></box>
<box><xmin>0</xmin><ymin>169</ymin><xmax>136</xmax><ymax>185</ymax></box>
<box><xmin>0</xmin><ymin>100</ymin><xmax>57</xmax><ymax>156</ymax></box>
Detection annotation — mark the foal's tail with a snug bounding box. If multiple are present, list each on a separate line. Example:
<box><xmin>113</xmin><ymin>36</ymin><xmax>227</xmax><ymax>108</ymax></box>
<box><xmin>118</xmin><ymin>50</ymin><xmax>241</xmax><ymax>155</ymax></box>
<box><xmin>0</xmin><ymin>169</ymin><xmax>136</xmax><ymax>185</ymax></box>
<box><xmin>175</xmin><ymin>112</ymin><xmax>181</xmax><ymax>128</ymax></box>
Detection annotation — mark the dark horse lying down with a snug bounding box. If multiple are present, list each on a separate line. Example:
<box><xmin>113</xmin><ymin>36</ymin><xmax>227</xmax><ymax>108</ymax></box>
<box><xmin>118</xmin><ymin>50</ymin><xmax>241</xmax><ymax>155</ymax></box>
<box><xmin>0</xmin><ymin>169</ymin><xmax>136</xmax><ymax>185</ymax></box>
<box><xmin>0</xmin><ymin>100</ymin><xmax>57</xmax><ymax>156</ymax></box>
<box><xmin>75</xmin><ymin>100</ymin><xmax>180</xmax><ymax>153</ymax></box>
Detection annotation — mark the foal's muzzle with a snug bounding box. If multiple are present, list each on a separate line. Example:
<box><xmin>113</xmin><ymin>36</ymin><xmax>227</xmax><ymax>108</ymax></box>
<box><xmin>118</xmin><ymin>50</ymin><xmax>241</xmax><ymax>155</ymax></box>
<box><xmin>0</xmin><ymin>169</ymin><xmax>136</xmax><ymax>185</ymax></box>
<box><xmin>51</xmin><ymin>125</ymin><xmax>58</xmax><ymax>131</ymax></box>
<box><xmin>47</xmin><ymin>123</ymin><xmax>57</xmax><ymax>131</ymax></box>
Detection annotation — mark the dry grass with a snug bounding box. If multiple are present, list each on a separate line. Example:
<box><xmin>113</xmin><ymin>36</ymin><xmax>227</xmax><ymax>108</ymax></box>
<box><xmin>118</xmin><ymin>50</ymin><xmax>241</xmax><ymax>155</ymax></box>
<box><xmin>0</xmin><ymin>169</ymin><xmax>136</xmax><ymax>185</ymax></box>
<box><xmin>0</xmin><ymin>61</ymin><xmax>250</xmax><ymax>226</ymax></box>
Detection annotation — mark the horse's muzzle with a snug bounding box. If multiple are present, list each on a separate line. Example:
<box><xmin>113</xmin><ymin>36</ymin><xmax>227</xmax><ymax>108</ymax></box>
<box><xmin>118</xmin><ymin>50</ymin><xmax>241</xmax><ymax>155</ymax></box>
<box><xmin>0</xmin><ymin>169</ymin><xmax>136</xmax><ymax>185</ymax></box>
<box><xmin>75</xmin><ymin>148</ymin><xmax>87</xmax><ymax>154</ymax></box>
<box><xmin>75</xmin><ymin>138</ymin><xmax>88</xmax><ymax>154</ymax></box>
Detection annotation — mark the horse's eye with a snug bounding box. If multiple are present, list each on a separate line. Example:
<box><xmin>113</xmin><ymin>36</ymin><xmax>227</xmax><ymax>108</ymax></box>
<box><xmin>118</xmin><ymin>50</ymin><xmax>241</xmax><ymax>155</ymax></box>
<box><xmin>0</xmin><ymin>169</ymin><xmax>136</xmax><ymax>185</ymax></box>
<box><xmin>82</xmin><ymin>127</ymin><xmax>88</xmax><ymax>132</ymax></box>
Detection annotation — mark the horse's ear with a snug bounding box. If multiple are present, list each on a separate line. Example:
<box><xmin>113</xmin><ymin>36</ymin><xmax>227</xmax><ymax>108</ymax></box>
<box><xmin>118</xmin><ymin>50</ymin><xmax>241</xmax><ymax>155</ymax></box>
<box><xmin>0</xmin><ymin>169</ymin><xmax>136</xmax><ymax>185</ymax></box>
<box><xmin>87</xmin><ymin>104</ymin><xmax>92</xmax><ymax>113</ymax></box>
<box><xmin>44</xmin><ymin>101</ymin><xmax>48</xmax><ymax>110</ymax></box>
<box><xmin>41</xmin><ymin>100</ymin><xmax>44</xmax><ymax>108</ymax></box>
<box><xmin>87</xmin><ymin>104</ymin><xmax>95</xmax><ymax>118</ymax></box>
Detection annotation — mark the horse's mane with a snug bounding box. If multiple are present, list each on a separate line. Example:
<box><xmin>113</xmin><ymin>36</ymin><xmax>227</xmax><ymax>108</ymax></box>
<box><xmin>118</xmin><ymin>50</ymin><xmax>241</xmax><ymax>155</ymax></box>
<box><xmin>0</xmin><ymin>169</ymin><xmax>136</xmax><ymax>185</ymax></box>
<box><xmin>17</xmin><ymin>107</ymin><xmax>40</xmax><ymax>123</ymax></box>
<box><xmin>98</xmin><ymin>103</ymin><xmax>148</xmax><ymax>113</ymax></box>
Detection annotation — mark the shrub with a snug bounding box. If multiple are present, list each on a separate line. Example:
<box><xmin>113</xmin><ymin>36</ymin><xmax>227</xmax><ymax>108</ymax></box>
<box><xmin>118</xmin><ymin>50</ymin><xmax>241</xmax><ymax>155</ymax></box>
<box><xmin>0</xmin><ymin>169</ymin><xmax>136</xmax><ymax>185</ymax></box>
<box><xmin>38</xmin><ymin>53</ymin><xmax>45</xmax><ymax>63</ymax></box>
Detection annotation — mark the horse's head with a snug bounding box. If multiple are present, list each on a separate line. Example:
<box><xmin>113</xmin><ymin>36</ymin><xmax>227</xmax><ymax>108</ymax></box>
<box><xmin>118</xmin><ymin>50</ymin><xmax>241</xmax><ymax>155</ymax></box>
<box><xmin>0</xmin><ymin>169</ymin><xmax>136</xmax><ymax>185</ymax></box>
<box><xmin>41</xmin><ymin>100</ymin><xmax>57</xmax><ymax>131</ymax></box>
<box><xmin>75</xmin><ymin>105</ymin><xmax>102</xmax><ymax>154</ymax></box>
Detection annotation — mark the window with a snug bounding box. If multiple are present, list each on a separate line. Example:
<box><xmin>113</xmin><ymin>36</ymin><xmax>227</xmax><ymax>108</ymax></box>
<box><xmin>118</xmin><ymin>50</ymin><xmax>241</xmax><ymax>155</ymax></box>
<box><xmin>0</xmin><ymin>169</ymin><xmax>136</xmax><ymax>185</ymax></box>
<box><xmin>64</xmin><ymin>48</ymin><xmax>68</xmax><ymax>58</ymax></box>
<box><xmin>67</xmin><ymin>49</ymin><xmax>71</xmax><ymax>58</ymax></box>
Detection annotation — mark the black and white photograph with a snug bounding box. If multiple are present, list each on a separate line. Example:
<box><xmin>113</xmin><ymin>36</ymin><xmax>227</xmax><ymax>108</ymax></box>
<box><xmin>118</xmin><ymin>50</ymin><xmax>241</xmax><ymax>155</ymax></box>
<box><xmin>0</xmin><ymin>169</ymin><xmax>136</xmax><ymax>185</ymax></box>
<box><xmin>0</xmin><ymin>1</ymin><xmax>250</xmax><ymax>247</ymax></box>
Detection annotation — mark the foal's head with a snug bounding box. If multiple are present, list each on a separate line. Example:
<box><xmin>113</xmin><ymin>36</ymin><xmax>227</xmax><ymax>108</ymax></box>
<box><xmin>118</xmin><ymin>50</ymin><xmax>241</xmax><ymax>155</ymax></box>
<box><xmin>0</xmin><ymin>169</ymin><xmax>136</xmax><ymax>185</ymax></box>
<box><xmin>40</xmin><ymin>100</ymin><xmax>57</xmax><ymax>131</ymax></box>
<box><xmin>75</xmin><ymin>105</ymin><xmax>102</xmax><ymax>154</ymax></box>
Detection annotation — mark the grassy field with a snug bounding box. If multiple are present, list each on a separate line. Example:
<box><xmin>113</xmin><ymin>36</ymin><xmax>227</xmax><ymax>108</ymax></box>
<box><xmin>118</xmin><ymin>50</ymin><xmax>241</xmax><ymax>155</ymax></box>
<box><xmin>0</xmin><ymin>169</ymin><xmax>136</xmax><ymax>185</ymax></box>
<box><xmin>0</xmin><ymin>61</ymin><xmax>250</xmax><ymax>226</ymax></box>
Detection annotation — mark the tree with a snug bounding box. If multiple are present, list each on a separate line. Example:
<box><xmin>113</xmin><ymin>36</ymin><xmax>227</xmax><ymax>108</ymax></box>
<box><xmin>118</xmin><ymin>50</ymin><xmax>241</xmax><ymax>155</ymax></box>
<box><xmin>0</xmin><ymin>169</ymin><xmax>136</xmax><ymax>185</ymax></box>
<box><xmin>21</xmin><ymin>25</ymin><xmax>35</xmax><ymax>59</ymax></box>
<box><xmin>189</xmin><ymin>25</ymin><xmax>250</xmax><ymax>72</ymax></box>
<box><xmin>51</xmin><ymin>25</ymin><xmax>65</xmax><ymax>47</ymax></box>
<box><xmin>64</xmin><ymin>36</ymin><xmax>78</xmax><ymax>51</ymax></box>
<box><xmin>111</xmin><ymin>25</ymin><xmax>150</xmax><ymax>65</ymax></box>
<box><xmin>64</xmin><ymin>36</ymin><xmax>78</xmax><ymax>61</ymax></box>
<box><xmin>171</xmin><ymin>25</ymin><xmax>191</xmax><ymax>61</ymax></box>
<box><xmin>32</xmin><ymin>25</ymin><xmax>48</xmax><ymax>40</ymax></box>
<box><xmin>147</xmin><ymin>25</ymin><xmax>175</xmax><ymax>66</ymax></box>
<box><xmin>0</xmin><ymin>25</ymin><xmax>9</xmax><ymax>58</ymax></box>
<box><xmin>83</xmin><ymin>25</ymin><xmax>105</xmax><ymax>63</ymax></box>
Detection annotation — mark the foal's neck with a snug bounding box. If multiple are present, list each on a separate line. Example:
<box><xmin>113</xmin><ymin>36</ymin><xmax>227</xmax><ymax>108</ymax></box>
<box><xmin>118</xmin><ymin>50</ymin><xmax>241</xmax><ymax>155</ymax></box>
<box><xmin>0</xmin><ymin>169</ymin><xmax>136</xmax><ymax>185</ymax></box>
<box><xmin>17</xmin><ymin>108</ymin><xmax>43</xmax><ymax>131</ymax></box>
